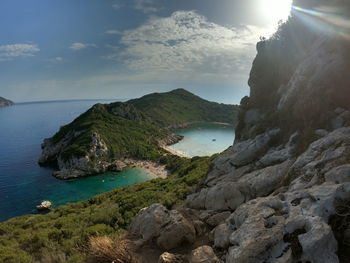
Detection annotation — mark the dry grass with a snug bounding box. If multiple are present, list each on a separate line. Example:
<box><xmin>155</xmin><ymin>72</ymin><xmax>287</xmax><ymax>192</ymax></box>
<box><xmin>88</xmin><ymin>235</ymin><xmax>135</xmax><ymax>263</ymax></box>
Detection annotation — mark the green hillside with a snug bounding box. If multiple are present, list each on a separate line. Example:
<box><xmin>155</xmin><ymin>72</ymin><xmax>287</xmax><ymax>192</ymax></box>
<box><xmin>129</xmin><ymin>88</ymin><xmax>238</xmax><ymax>127</ymax></box>
<box><xmin>51</xmin><ymin>103</ymin><xmax>167</xmax><ymax>162</ymax></box>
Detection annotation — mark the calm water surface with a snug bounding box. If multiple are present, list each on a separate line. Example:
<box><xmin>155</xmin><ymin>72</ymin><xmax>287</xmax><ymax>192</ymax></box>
<box><xmin>0</xmin><ymin>101</ymin><xmax>235</xmax><ymax>222</ymax></box>
<box><xmin>168</xmin><ymin>123</ymin><xmax>235</xmax><ymax>157</ymax></box>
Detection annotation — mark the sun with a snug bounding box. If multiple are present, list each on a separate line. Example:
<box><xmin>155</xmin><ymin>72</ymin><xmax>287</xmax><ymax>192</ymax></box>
<box><xmin>259</xmin><ymin>0</ymin><xmax>292</xmax><ymax>26</ymax></box>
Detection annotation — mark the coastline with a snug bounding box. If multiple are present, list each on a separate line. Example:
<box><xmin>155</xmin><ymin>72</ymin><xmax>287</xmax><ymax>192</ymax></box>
<box><xmin>161</xmin><ymin>145</ymin><xmax>188</xmax><ymax>158</ymax></box>
<box><xmin>119</xmin><ymin>159</ymin><xmax>169</xmax><ymax>179</ymax></box>
<box><xmin>167</xmin><ymin>121</ymin><xmax>233</xmax><ymax>130</ymax></box>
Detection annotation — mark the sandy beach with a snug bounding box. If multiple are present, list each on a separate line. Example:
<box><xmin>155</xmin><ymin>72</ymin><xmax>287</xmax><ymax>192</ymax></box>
<box><xmin>161</xmin><ymin>145</ymin><xmax>189</xmax><ymax>158</ymax></box>
<box><xmin>121</xmin><ymin>159</ymin><xmax>169</xmax><ymax>179</ymax></box>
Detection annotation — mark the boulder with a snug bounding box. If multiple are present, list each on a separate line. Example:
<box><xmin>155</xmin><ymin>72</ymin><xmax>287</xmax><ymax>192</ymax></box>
<box><xmin>158</xmin><ymin>252</ymin><xmax>188</xmax><ymax>263</ymax></box>
<box><xmin>206</xmin><ymin>211</ymin><xmax>231</xmax><ymax>227</ymax></box>
<box><xmin>325</xmin><ymin>164</ymin><xmax>350</xmax><ymax>184</ymax></box>
<box><xmin>187</xmin><ymin>161</ymin><xmax>291</xmax><ymax>211</ymax></box>
<box><xmin>214</xmin><ymin>223</ymin><xmax>233</xmax><ymax>249</ymax></box>
<box><xmin>189</xmin><ymin>246</ymin><xmax>221</xmax><ymax>263</ymax></box>
<box><xmin>130</xmin><ymin>204</ymin><xmax>196</xmax><ymax>250</ymax></box>
<box><xmin>290</xmin><ymin>127</ymin><xmax>350</xmax><ymax>178</ymax></box>
<box><xmin>229</xmin><ymin>129</ymin><xmax>280</xmax><ymax>167</ymax></box>
<box><xmin>257</xmin><ymin>132</ymin><xmax>298</xmax><ymax>167</ymax></box>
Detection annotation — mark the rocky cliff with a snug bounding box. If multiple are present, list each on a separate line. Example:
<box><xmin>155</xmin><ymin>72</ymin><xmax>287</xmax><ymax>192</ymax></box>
<box><xmin>0</xmin><ymin>96</ymin><xmax>14</xmax><ymax>107</ymax></box>
<box><xmin>126</xmin><ymin>1</ymin><xmax>350</xmax><ymax>262</ymax></box>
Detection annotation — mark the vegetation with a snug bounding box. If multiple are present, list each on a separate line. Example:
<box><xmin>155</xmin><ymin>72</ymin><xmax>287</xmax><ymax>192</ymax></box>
<box><xmin>87</xmin><ymin>235</ymin><xmax>134</xmax><ymax>263</ymax></box>
<box><xmin>129</xmin><ymin>88</ymin><xmax>238</xmax><ymax>127</ymax></box>
<box><xmin>52</xmin><ymin>103</ymin><xmax>168</xmax><ymax>162</ymax></box>
<box><xmin>0</xmin><ymin>96</ymin><xmax>14</xmax><ymax>107</ymax></box>
<box><xmin>0</xmin><ymin>155</ymin><xmax>214</xmax><ymax>262</ymax></box>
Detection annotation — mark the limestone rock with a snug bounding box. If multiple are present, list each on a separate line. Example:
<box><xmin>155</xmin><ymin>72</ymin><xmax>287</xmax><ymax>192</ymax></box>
<box><xmin>325</xmin><ymin>164</ymin><xmax>350</xmax><ymax>184</ymax></box>
<box><xmin>229</xmin><ymin>129</ymin><xmax>280</xmax><ymax>167</ymax></box>
<box><xmin>217</xmin><ymin>182</ymin><xmax>350</xmax><ymax>263</ymax></box>
<box><xmin>244</xmin><ymin>109</ymin><xmax>263</xmax><ymax>125</ymax></box>
<box><xmin>206</xmin><ymin>211</ymin><xmax>231</xmax><ymax>227</ymax></box>
<box><xmin>289</xmin><ymin>127</ymin><xmax>350</xmax><ymax>188</ymax></box>
<box><xmin>40</xmin><ymin>132</ymin><xmax>113</xmax><ymax>179</ymax></box>
<box><xmin>130</xmin><ymin>204</ymin><xmax>196</xmax><ymax>250</ymax></box>
<box><xmin>187</xmin><ymin>161</ymin><xmax>291</xmax><ymax>211</ymax></box>
<box><xmin>189</xmin><ymin>246</ymin><xmax>221</xmax><ymax>263</ymax></box>
<box><xmin>315</xmin><ymin>129</ymin><xmax>329</xmax><ymax>137</ymax></box>
<box><xmin>257</xmin><ymin>132</ymin><xmax>298</xmax><ymax>167</ymax></box>
<box><xmin>158</xmin><ymin>252</ymin><xmax>188</xmax><ymax>263</ymax></box>
<box><xmin>214</xmin><ymin>223</ymin><xmax>233</xmax><ymax>249</ymax></box>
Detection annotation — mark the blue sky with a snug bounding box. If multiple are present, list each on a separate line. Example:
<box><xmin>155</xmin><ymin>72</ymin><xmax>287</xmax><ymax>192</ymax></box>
<box><xmin>0</xmin><ymin>0</ymin><xmax>291</xmax><ymax>104</ymax></box>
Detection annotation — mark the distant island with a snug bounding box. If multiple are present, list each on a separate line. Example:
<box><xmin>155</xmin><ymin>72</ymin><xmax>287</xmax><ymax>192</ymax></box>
<box><xmin>0</xmin><ymin>97</ymin><xmax>14</xmax><ymax>107</ymax></box>
<box><xmin>39</xmin><ymin>89</ymin><xmax>238</xmax><ymax>179</ymax></box>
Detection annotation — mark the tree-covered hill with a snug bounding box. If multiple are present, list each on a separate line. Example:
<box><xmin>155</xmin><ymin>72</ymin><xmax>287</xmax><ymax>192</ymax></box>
<box><xmin>128</xmin><ymin>88</ymin><xmax>238</xmax><ymax>127</ymax></box>
<box><xmin>39</xmin><ymin>89</ymin><xmax>238</xmax><ymax>178</ymax></box>
<box><xmin>0</xmin><ymin>96</ymin><xmax>14</xmax><ymax>107</ymax></box>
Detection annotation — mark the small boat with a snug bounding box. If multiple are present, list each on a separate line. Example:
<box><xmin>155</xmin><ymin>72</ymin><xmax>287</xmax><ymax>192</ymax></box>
<box><xmin>36</xmin><ymin>201</ymin><xmax>52</xmax><ymax>211</ymax></box>
<box><xmin>212</xmin><ymin>139</ymin><xmax>216</xmax><ymax>141</ymax></box>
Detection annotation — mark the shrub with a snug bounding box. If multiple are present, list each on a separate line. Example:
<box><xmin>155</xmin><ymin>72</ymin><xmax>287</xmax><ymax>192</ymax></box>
<box><xmin>0</xmin><ymin>246</ymin><xmax>33</xmax><ymax>263</ymax></box>
<box><xmin>87</xmin><ymin>235</ymin><xmax>135</xmax><ymax>263</ymax></box>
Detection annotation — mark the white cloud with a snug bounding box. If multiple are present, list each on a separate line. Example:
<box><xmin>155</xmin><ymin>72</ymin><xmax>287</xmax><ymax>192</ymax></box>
<box><xmin>49</xmin><ymin>56</ymin><xmax>64</xmax><ymax>63</ymax></box>
<box><xmin>134</xmin><ymin>0</ymin><xmax>159</xmax><ymax>13</ymax></box>
<box><xmin>69</xmin><ymin>42</ymin><xmax>97</xmax><ymax>51</ymax></box>
<box><xmin>114</xmin><ymin>11</ymin><xmax>270</xmax><ymax>80</ymax></box>
<box><xmin>105</xmin><ymin>29</ymin><xmax>122</xmax><ymax>35</ymax></box>
<box><xmin>0</xmin><ymin>44</ymin><xmax>40</xmax><ymax>61</ymax></box>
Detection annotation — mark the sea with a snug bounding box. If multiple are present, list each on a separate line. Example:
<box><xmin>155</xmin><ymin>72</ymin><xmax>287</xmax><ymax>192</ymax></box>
<box><xmin>0</xmin><ymin>100</ymin><xmax>234</xmax><ymax>221</ymax></box>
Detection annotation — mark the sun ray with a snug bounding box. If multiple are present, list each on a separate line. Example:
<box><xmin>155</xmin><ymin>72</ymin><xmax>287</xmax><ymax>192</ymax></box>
<box><xmin>292</xmin><ymin>4</ymin><xmax>350</xmax><ymax>39</ymax></box>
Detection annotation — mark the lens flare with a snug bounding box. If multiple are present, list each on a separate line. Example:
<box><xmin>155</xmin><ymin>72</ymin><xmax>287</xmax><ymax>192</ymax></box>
<box><xmin>292</xmin><ymin>5</ymin><xmax>350</xmax><ymax>39</ymax></box>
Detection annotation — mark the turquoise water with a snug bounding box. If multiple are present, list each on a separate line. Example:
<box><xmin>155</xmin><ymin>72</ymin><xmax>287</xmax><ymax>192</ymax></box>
<box><xmin>0</xmin><ymin>100</ymin><xmax>154</xmax><ymax>222</ymax></box>
<box><xmin>45</xmin><ymin>168</ymin><xmax>154</xmax><ymax>208</ymax></box>
<box><xmin>168</xmin><ymin>123</ymin><xmax>235</xmax><ymax>157</ymax></box>
<box><xmin>0</xmin><ymin>101</ymin><xmax>234</xmax><ymax>222</ymax></box>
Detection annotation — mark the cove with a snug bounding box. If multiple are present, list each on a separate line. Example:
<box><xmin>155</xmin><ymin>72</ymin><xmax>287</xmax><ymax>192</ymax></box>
<box><xmin>168</xmin><ymin>123</ymin><xmax>235</xmax><ymax>157</ymax></box>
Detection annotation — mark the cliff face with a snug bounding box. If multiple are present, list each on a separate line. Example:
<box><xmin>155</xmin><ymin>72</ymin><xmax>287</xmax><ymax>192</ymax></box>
<box><xmin>127</xmin><ymin>1</ymin><xmax>350</xmax><ymax>262</ymax></box>
<box><xmin>0</xmin><ymin>97</ymin><xmax>14</xmax><ymax>107</ymax></box>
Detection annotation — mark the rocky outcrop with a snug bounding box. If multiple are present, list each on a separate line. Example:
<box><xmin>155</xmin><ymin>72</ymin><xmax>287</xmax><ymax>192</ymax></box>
<box><xmin>39</xmin><ymin>132</ymin><xmax>118</xmax><ymax>179</ymax></box>
<box><xmin>158</xmin><ymin>134</ymin><xmax>184</xmax><ymax>147</ymax></box>
<box><xmin>129</xmin><ymin>204</ymin><xmax>196</xmax><ymax>250</ymax></box>
<box><xmin>110</xmin><ymin>102</ymin><xmax>149</xmax><ymax>122</ymax></box>
<box><xmin>0</xmin><ymin>97</ymin><xmax>14</xmax><ymax>107</ymax></box>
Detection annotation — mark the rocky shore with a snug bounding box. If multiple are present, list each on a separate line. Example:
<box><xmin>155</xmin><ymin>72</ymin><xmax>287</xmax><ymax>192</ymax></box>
<box><xmin>39</xmin><ymin>131</ymin><xmax>181</xmax><ymax>179</ymax></box>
